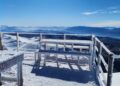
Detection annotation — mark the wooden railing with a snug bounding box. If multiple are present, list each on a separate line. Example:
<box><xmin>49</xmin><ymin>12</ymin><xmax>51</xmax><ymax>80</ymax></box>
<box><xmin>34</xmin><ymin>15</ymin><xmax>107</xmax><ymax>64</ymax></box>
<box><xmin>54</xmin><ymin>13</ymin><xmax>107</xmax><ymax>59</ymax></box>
<box><xmin>92</xmin><ymin>36</ymin><xmax>115</xmax><ymax>86</ymax></box>
<box><xmin>0</xmin><ymin>32</ymin><xmax>92</xmax><ymax>51</ymax></box>
<box><xmin>0</xmin><ymin>32</ymin><xmax>119</xmax><ymax>86</ymax></box>
<box><xmin>0</xmin><ymin>53</ymin><xmax>24</xmax><ymax>86</ymax></box>
<box><xmin>0</xmin><ymin>32</ymin><xmax>93</xmax><ymax>68</ymax></box>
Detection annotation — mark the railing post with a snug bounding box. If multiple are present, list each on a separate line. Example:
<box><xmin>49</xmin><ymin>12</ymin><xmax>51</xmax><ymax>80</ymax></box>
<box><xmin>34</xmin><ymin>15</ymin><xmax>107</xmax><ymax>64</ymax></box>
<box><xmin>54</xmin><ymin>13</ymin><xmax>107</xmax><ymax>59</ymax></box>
<box><xmin>16</xmin><ymin>32</ymin><xmax>19</xmax><ymax>52</ymax></box>
<box><xmin>71</xmin><ymin>43</ymin><xmax>74</xmax><ymax>51</ymax></box>
<box><xmin>92</xmin><ymin>35</ymin><xmax>96</xmax><ymax>66</ymax></box>
<box><xmin>63</xmin><ymin>40</ymin><xmax>66</xmax><ymax>59</ymax></box>
<box><xmin>44</xmin><ymin>42</ymin><xmax>47</xmax><ymax>66</ymax></box>
<box><xmin>63</xmin><ymin>33</ymin><xmax>66</xmax><ymax>51</ymax></box>
<box><xmin>38</xmin><ymin>33</ymin><xmax>42</xmax><ymax>61</ymax></box>
<box><xmin>64</xmin><ymin>34</ymin><xmax>66</xmax><ymax>40</ymax></box>
<box><xmin>107</xmin><ymin>54</ymin><xmax>114</xmax><ymax>86</ymax></box>
<box><xmin>96</xmin><ymin>42</ymin><xmax>102</xmax><ymax>76</ymax></box>
<box><xmin>0</xmin><ymin>32</ymin><xmax>3</xmax><ymax>50</ymax></box>
<box><xmin>39</xmin><ymin>33</ymin><xmax>42</xmax><ymax>49</ymax></box>
<box><xmin>0</xmin><ymin>73</ymin><xmax>2</xmax><ymax>86</ymax></box>
<box><xmin>71</xmin><ymin>43</ymin><xmax>74</xmax><ymax>60</ymax></box>
<box><xmin>56</xmin><ymin>43</ymin><xmax>59</xmax><ymax>67</ymax></box>
<box><xmin>17</xmin><ymin>59</ymin><xmax>23</xmax><ymax>86</ymax></box>
<box><xmin>90</xmin><ymin>35</ymin><xmax>95</xmax><ymax>70</ymax></box>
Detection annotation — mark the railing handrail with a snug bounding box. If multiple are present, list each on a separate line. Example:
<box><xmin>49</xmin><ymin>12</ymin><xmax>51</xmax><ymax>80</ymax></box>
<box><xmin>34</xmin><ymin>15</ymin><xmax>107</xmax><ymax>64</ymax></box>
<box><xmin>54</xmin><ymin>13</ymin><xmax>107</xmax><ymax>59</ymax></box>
<box><xmin>93</xmin><ymin>36</ymin><xmax>115</xmax><ymax>86</ymax></box>
<box><xmin>95</xmin><ymin>37</ymin><xmax>113</xmax><ymax>55</ymax></box>
<box><xmin>0</xmin><ymin>32</ymin><xmax>92</xmax><ymax>36</ymax></box>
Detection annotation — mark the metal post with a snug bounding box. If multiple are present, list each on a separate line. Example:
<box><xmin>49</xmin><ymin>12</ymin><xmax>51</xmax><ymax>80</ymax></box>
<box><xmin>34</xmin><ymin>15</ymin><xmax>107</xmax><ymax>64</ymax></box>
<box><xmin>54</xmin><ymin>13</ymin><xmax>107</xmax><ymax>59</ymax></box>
<box><xmin>107</xmin><ymin>54</ymin><xmax>114</xmax><ymax>86</ymax></box>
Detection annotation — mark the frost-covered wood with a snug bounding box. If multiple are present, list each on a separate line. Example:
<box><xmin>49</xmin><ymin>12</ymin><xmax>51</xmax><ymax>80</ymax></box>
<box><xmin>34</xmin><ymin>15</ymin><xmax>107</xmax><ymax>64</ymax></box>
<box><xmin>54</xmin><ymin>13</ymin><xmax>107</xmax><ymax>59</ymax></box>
<box><xmin>0</xmin><ymin>54</ymin><xmax>23</xmax><ymax>71</ymax></box>
<box><xmin>94</xmin><ymin>36</ymin><xmax>114</xmax><ymax>86</ymax></box>
<box><xmin>0</xmin><ymin>53</ymin><xmax>24</xmax><ymax>86</ymax></box>
<box><xmin>16</xmin><ymin>32</ymin><xmax>19</xmax><ymax>52</ymax></box>
<box><xmin>0</xmin><ymin>32</ymin><xmax>3</xmax><ymax>50</ymax></box>
<box><xmin>1</xmin><ymin>32</ymin><xmax>119</xmax><ymax>86</ymax></box>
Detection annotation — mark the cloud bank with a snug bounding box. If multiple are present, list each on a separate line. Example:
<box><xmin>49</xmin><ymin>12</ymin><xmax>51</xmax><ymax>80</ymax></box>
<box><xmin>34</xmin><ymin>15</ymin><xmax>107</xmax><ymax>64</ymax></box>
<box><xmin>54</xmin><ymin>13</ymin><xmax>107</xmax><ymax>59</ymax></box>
<box><xmin>88</xmin><ymin>21</ymin><xmax>120</xmax><ymax>27</ymax></box>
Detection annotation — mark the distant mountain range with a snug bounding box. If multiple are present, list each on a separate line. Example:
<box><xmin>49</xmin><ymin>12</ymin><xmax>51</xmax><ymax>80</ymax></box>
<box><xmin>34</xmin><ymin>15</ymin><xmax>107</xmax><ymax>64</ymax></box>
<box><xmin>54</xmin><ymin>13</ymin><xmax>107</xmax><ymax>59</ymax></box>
<box><xmin>0</xmin><ymin>26</ymin><xmax>24</xmax><ymax>32</ymax></box>
<box><xmin>0</xmin><ymin>25</ymin><xmax>120</xmax><ymax>39</ymax></box>
<box><xmin>66</xmin><ymin>26</ymin><xmax>120</xmax><ymax>39</ymax></box>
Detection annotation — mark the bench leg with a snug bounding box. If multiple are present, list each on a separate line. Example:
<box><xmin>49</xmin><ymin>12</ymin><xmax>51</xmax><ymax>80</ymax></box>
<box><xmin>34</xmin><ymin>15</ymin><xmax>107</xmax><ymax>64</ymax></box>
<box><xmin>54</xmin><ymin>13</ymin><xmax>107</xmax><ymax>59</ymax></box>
<box><xmin>56</xmin><ymin>54</ymin><xmax>59</xmax><ymax>68</ymax></box>
<box><xmin>43</xmin><ymin>54</ymin><xmax>46</xmax><ymax>66</ymax></box>
<box><xmin>78</xmin><ymin>56</ymin><xmax>80</xmax><ymax>65</ymax></box>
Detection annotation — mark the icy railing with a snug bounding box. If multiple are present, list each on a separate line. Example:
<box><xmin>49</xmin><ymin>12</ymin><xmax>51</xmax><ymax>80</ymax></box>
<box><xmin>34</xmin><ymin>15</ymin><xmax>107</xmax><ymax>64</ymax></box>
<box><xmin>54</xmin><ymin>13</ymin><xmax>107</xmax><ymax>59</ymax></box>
<box><xmin>0</xmin><ymin>51</ymin><xmax>24</xmax><ymax>86</ymax></box>
<box><xmin>0</xmin><ymin>32</ymin><xmax>119</xmax><ymax>86</ymax></box>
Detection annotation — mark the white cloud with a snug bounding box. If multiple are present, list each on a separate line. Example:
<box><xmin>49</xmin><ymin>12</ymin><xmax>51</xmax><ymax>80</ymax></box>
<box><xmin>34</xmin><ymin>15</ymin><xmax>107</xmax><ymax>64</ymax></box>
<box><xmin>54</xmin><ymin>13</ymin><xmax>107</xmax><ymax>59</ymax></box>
<box><xmin>82</xmin><ymin>11</ymin><xmax>98</xmax><ymax>15</ymax></box>
<box><xmin>110</xmin><ymin>10</ymin><xmax>120</xmax><ymax>14</ymax></box>
<box><xmin>82</xmin><ymin>6</ymin><xmax>120</xmax><ymax>16</ymax></box>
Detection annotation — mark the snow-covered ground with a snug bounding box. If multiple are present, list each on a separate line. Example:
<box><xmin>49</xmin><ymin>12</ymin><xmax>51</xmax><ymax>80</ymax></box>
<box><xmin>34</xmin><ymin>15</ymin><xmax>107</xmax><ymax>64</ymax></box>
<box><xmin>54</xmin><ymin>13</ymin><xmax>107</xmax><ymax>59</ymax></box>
<box><xmin>0</xmin><ymin>34</ymin><xmax>98</xmax><ymax>86</ymax></box>
<box><xmin>99</xmin><ymin>72</ymin><xmax>120</xmax><ymax>86</ymax></box>
<box><xmin>1</xmin><ymin>53</ymin><xmax>98</xmax><ymax>86</ymax></box>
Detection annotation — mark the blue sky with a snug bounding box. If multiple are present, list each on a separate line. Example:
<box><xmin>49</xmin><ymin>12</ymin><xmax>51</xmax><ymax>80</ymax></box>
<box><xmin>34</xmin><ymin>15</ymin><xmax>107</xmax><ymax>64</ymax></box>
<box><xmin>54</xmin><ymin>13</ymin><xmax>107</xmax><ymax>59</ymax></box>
<box><xmin>0</xmin><ymin>0</ymin><xmax>120</xmax><ymax>27</ymax></box>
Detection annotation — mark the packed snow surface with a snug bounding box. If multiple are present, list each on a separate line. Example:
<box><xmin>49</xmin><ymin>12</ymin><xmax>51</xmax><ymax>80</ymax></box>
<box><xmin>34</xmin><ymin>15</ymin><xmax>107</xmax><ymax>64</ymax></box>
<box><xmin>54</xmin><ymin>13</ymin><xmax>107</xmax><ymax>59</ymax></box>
<box><xmin>1</xmin><ymin>53</ymin><xmax>98</xmax><ymax>86</ymax></box>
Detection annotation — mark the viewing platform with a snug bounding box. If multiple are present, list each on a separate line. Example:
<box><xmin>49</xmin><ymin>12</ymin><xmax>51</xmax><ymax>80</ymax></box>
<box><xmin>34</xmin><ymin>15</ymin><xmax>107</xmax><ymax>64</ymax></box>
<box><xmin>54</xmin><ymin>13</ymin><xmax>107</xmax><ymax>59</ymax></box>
<box><xmin>0</xmin><ymin>32</ymin><xmax>120</xmax><ymax>86</ymax></box>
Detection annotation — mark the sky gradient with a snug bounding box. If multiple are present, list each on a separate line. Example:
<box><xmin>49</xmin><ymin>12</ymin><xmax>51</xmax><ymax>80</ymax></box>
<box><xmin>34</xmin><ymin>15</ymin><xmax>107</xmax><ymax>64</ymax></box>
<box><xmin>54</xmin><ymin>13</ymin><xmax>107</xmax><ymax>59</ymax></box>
<box><xmin>0</xmin><ymin>0</ymin><xmax>120</xmax><ymax>27</ymax></box>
